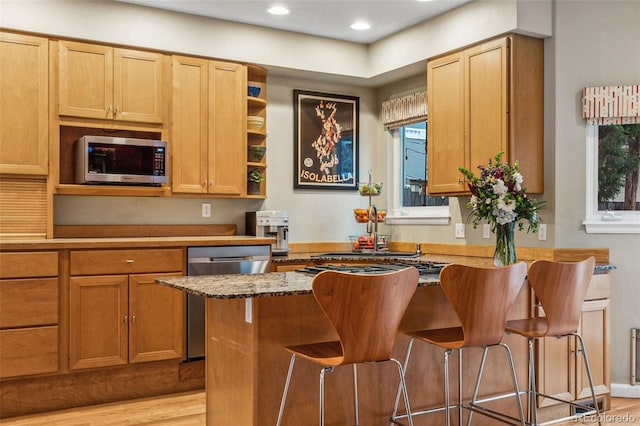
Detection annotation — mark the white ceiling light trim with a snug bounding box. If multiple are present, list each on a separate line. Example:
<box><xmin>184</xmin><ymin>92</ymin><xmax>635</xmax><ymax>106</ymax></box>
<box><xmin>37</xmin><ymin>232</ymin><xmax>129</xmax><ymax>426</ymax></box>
<box><xmin>267</xmin><ymin>5</ymin><xmax>290</xmax><ymax>15</ymax></box>
<box><xmin>351</xmin><ymin>21</ymin><xmax>371</xmax><ymax>31</ymax></box>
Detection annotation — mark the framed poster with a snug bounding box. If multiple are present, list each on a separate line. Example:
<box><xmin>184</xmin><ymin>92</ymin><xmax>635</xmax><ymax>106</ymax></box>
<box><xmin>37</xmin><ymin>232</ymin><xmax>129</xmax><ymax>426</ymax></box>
<box><xmin>294</xmin><ymin>90</ymin><xmax>359</xmax><ymax>190</ymax></box>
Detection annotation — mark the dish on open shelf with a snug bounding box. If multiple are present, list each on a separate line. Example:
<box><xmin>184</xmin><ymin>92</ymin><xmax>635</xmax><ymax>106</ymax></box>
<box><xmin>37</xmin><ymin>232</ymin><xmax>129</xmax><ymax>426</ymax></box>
<box><xmin>248</xmin><ymin>145</ymin><xmax>266</xmax><ymax>162</ymax></box>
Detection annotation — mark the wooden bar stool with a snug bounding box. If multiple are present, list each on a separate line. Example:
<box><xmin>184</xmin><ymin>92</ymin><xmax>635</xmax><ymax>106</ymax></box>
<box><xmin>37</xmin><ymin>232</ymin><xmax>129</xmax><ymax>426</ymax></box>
<box><xmin>391</xmin><ymin>262</ymin><xmax>527</xmax><ymax>426</ymax></box>
<box><xmin>275</xmin><ymin>267</ymin><xmax>419</xmax><ymax>426</ymax></box>
<box><xmin>505</xmin><ymin>257</ymin><xmax>600</xmax><ymax>425</ymax></box>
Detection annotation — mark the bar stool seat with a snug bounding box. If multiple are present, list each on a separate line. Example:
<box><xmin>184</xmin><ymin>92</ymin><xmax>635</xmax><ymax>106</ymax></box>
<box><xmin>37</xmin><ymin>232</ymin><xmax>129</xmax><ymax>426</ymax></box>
<box><xmin>505</xmin><ymin>256</ymin><xmax>600</xmax><ymax>426</ymax></box>
<box><xmin>391</xmin><ymin>262</ymin><xmax>528</xmax><ymax>426</ymax></box>
<box><xmin>275</xmin><ymin>267</ymin><xmax>419</xmax><ymax>426</ymax></box>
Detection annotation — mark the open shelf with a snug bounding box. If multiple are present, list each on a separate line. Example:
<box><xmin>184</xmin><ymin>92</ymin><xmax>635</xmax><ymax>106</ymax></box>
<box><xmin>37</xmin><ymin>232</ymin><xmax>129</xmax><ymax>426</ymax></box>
<box><xmin>55</xmin><ymin>184</ymin><xmax>170</xmax><ymax>197</ymax></box>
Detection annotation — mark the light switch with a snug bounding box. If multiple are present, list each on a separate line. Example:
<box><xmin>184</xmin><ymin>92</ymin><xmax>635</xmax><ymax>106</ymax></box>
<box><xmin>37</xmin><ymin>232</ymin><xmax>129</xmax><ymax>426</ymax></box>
<box><xmin>455</xmin><ymin>223</ymin><xmax>465</xmax><ymax>238</ymax></box>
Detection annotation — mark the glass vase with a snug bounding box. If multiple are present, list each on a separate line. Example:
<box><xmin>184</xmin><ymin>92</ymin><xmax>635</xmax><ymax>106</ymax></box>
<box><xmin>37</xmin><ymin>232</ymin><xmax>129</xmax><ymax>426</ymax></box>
<box><xmin>493</xmin><ymin>222</ymin><xmax>517</xmax><ymax>266</ymax></box>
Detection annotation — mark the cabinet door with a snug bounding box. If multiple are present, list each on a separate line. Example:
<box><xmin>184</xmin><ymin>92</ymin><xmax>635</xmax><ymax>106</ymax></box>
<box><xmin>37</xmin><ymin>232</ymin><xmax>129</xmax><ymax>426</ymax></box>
<box><xmin>114</xmin><ymin>48</ymin><xmax>165</xmax><ymax>123</ymax></box>
<box><xmin>536</xmin><ymin>298</ymin><xmax>610</xmax><ymax>408</ymax></box>
<box><xmin>58</xmin><ymin>40</ymin><xmax>113</xmax><ymax>119</ymax></box>
<box><xmin>208</xmin><ymin>61</ymin><xmax>247</xmax><ymax>196</ymax></box>
<box><xmin>576</xmin><ymin>299</ymin><xmax>610</xmax><ymax>400</ymax></box>
<box><xmin>171</xmin><ymin>55</ymin><xmax>209</xmax><ymax>193</ymax></box>
<box><xmin>0</xmin><ymin>32</ymin><xmax>48</xmax><ymax>175</ymax></box>
<box><xmin>427</xmin><ymin>51</ymin><xmax>466</xmax><ymax>195</ymax></box>
<box><xmin>69</xmin><ymin>275</ymin><xmax>128</xmax><ymax>370</ymax></box>
<box><xmin>465</xmin><ymin>38</ymin><xmax>508</xmax><ymax>175</ymax></box>
<box><xmin>129</xmin><ymin>273</ymin><xmax>184</xmax><ymax>363</ymax></box>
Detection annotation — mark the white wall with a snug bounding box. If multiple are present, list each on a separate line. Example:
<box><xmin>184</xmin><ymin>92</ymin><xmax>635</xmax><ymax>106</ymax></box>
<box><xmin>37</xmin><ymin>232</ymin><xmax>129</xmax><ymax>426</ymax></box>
<box><xmin>550</xmin><ymin>0</ymin><xmax>640</xmax><ymax>390</ymax></box>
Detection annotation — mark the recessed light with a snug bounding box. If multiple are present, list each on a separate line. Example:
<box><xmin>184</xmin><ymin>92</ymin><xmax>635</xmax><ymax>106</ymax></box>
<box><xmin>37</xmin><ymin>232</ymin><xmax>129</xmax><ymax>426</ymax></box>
<box><xmin>267</xmin><ymin>5</ymin><xmax>290</xmax><ymax>15</ymax></box>
<box><xmin>350</xmin><ymin>21</ymin><xmax>371</xmax><ymax>31</ymax></box>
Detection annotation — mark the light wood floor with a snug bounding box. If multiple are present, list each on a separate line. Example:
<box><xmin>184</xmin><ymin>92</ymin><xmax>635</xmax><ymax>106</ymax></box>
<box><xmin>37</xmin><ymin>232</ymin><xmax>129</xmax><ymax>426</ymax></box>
<box><xmin>0</xmin><ymin>392</ymin><xmax>637</xmax><ymax>425</ymax></box>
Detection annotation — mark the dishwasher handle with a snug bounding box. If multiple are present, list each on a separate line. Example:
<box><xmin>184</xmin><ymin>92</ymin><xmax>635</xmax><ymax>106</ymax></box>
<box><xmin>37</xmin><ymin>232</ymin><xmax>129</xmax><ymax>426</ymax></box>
<box><xmin>189</xmin><ymin>256</ymin><xmax>269</xmax><ymax>263</ymax></box>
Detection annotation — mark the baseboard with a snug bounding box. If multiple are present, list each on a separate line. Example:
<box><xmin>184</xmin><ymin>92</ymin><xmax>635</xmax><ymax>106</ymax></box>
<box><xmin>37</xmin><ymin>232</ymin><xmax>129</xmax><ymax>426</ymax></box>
<box><xmin>611</xmin><ymin>383</ymin><xmax>640</xmax><ymax>398</ymax></box>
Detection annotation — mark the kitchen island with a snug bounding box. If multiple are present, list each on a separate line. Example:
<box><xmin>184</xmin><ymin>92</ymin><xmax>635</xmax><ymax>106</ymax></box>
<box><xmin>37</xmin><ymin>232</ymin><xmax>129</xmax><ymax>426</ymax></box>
<box><xmin>157</xmin><ymin>250</ymin><xmax>613</xmax><ymax>426</ymax></box>
<box><xmin>157</xmin><ymin>267</ymin><xmax>528</xmax><ymax>425</ymax></box>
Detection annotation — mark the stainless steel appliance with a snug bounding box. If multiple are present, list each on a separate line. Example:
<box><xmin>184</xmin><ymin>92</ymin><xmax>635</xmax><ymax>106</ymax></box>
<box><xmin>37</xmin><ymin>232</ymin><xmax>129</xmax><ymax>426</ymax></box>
<box><xmin>185</xmin><ymin>245</ymin><xmax>270</xmax><ymax>361</ymax></box>
<box><xmin>75</xmin><ymin>135</ymin><xmax>168</xmax><ymax>186</ymax></box>
<box><xmin>246</xmin><ymin>211</ymin><xmax>289</xmax><ymax>256</ymax></box>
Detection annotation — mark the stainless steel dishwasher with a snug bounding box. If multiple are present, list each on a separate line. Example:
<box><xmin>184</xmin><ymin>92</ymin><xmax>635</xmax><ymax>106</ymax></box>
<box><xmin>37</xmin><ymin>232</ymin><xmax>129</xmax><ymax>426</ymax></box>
<box><xmin>186</xmin><ymin>245</ymin><xmax>270</xmax><ymax>361</ymax></box>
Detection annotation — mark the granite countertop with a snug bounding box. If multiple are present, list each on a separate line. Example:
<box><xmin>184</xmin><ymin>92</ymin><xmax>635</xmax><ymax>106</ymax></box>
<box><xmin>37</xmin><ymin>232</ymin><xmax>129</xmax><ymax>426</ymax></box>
<box><xmin>155</xmin><ymin>270</ymin><xmax>440</xmax><ymax>299</ymax></box>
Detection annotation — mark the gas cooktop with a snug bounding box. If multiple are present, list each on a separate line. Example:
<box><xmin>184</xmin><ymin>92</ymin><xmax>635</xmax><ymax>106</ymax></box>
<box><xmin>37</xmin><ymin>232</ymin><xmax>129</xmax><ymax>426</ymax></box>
<box><xmin>296</xmin><ymin>261</ymin><xmax>446</xmax><ymax>276</ymax></box>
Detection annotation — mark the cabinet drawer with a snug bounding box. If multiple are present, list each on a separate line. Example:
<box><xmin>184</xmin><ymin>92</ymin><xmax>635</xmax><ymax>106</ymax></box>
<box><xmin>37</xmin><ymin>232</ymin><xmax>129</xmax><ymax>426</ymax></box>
<box><xmin>0</xmin><ymin>278</ymin><xmax>58</xmax><ymax>328</ymax></box>
<box><xmin>585</xmin><ymin>273</ymin><xmax>610</xmax><ymax>300</ymax></box>
<box><xmin>70</xmin><ymin>249</ymin><xmax>184</xmax><ymax>275</ymax></box>
<box><xmin>0</xmin><ymin>326</ymin><xmax>58</xmax><ymax>378</ymax></box>
<box><xmin>0</xmin><ymin>252</ymin><xmax>58</xmax><ymax>278</ymax></box>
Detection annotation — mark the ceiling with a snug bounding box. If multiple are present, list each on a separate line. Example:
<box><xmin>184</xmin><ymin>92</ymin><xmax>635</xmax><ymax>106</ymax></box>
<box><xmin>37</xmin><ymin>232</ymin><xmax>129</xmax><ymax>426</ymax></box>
<box><xmin>116</xmin><ymin>0</ymin><xmax>473</xmax><ymax>44</ymax></box>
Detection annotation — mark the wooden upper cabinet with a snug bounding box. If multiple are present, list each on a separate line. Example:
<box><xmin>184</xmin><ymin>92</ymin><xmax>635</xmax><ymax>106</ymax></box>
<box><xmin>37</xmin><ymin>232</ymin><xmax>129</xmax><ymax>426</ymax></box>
<box><xmin>0</xmin><ymin>32</ymin><xmax>49</xmax><ymax>175</ymax></box>
<box><xmin>427</xmin><ymin>34</ymin><xmax>543</xmax><ymax>196</ymax></box>
<box><xmin>171</xmin><ymin>56</ymin><xmax>247</xmax><ymax>196</ymax></box>
<box><xmin>208</xmin><ymin>60</ymin><xmax>247</xmax><ymax>196</ymax></box>
<box><xmin>171</xmin><ymin>55</ymin><xmax>209</xmax><ymax>193</ymax></box>
<box><xmin>58</xmin><ymin>40</ymin><xmax>165</xmax><ymax>123</ymax></box>
<box><xmin>427</xmin><ymin>50</ymin><xmax>466</xmax><ymax>194</ymax></box>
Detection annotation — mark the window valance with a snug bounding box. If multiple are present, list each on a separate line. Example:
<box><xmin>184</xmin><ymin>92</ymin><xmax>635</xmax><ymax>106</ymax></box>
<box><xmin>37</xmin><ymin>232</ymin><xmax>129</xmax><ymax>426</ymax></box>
<box><xmin>381</xmin><ymin>91</ymin><xmax>427</xmax><ymax>129</ymax></box>
<box><xmin>582</xmin><ymin>85</ymin><xmax>639</xmax><ymax>125</ymax></box>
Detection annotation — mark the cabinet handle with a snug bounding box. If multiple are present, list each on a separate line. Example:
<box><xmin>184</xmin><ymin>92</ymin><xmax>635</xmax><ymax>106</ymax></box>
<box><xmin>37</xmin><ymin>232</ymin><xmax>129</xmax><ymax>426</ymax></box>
<box><xmin>124</xmin><ymin>315</ymin><xmax>128</xmax><ymax>323</ymax></box>
<box><xmin>131</xmin><ymin>315</ymin><xmax>136</xmax><ymax>323</ymax></box>
<box><xmin>125</xmin><ymin>259</ymin><xmax>135</xmax><ymax>264</ymax></box>
<box><xmin>458</xmin><ymin>178</ymin><xmax>464</xmax><ymax>184</ymax></box>
<box><xmin>116</xmin><ymin>105</ymin><xmax>120</xmax><ymax>114</ymax></box>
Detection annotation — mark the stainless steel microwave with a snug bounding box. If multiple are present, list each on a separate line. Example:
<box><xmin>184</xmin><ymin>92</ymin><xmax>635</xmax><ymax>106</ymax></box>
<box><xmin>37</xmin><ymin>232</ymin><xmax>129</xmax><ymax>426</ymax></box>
<box><xmin>75</xmin><ymin>135</ymin><xmax>168</xmax><ymax>186</ymax></box>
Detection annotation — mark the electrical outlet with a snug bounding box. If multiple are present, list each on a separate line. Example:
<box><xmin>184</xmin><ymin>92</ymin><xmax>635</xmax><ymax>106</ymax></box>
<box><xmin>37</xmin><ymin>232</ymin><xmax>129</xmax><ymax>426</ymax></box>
<box><xmin>538</xmin><ymin>224</ymin><xmax>547</xmax><ymax>241</ymax></box>
<box><xmin>483</xmin><ymin>224</ymin><xmax>491</xmax><ymax>239</ymax></box>
<box><xmin>455</xmin><ymin>223</ymin><xmax>465</xmax><ymax>239</ymax></box>
<box><xmin>201</xmin><ymin>203</ymin><xmax>211</xmax><ymax>218</ymax></box>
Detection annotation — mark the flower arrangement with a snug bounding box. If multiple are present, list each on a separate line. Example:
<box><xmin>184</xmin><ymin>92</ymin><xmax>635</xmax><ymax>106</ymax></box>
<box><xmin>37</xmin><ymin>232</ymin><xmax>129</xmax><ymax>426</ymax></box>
<box><xmin>458</xmin><ymin>152</ymin><xmax>544</xmax><ymax>233</ymax></box>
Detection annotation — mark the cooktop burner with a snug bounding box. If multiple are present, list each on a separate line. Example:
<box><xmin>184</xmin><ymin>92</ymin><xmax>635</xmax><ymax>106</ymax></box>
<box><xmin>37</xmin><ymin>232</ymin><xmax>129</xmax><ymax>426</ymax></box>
<box><xmin>296</xmin><ymin>261</ymin><xmax>446</xmax><ymax>276</ymax></box>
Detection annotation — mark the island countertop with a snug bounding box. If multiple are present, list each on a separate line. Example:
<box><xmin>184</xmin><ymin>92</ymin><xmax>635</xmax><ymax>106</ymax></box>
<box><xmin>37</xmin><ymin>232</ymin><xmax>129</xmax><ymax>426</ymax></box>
<box><xmin>155</xmin><ymin>270</ymin><xmax>440</xmax><ymax>299</ymax></box>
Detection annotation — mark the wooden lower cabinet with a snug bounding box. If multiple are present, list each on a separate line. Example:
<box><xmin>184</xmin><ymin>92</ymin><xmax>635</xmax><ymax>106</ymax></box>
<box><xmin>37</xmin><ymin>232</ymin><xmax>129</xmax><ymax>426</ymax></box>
<box><xmin>69</xmin><ymin>272</ymin><xmax>184</xmax><ymax>370</ymax></box>
<box><xmin>537</xmin><ymin>274</ymin><xmax>611</xmax><ymax>415</ymax></box>
<box><xmin>0</xmin><ymin>251</ymin><xmax>59</xmax><ymax>378</ymax></box>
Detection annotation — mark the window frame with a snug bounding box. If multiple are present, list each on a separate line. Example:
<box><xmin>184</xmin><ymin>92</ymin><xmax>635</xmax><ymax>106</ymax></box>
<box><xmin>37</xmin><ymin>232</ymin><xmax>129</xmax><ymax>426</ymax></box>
<box><xmin>583</xmin><ymin>124</ymin><xmax>640</xmax><ymax>233</ymax></box>
<box><xmin>385</xmin><ymin>127</ymin><xmax>450</xmax><ymax>225</ymax></box>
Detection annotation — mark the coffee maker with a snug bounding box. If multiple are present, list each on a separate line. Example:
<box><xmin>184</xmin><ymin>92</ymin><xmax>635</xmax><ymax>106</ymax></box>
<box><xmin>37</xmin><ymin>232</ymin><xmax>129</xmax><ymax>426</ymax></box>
<box><xmin>246</xmin><ymin>211</ymin><xmax>289</xmax><ymax>256</ymax></box>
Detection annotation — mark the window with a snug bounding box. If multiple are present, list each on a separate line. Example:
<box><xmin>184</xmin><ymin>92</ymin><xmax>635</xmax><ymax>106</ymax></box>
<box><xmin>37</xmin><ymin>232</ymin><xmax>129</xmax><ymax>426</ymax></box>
<box><xmin>584</xmin><ymin>123</ymin><xmax>640</xmax><ymax>233</ymax></box>
<box><xmin>386</xmin><ymin>122</ymin><xmax>450</xmax><ymax>225</ymax></box>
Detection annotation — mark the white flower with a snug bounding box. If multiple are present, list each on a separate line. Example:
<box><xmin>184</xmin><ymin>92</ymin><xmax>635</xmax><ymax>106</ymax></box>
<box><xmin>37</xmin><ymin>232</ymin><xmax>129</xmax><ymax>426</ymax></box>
<box><xmin>470</xmin><ymin>195</ymin><xmax>478</xmax><ymax>208</ymax></box>
<box><xmin>492</xmin><ymin>179</ymin><xmax>507</xmax><ymax>196</ymax></box>
<box><xmin>514</xmin><ymin>172</ymin><xmax>523</xmax><ymax>191</ymax></box>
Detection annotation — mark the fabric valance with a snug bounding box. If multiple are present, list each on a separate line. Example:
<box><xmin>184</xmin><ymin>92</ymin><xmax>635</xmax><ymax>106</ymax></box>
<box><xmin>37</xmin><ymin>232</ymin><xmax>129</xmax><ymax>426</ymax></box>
<box><xmin>582</xmin><ymin>85</ymin><xmax>640</xmax><ymax>125</ymax></box>
<box><xmin>381</xmin><ymin>91</ymin><xmax>427</xmax><ymax>129</ymax></box>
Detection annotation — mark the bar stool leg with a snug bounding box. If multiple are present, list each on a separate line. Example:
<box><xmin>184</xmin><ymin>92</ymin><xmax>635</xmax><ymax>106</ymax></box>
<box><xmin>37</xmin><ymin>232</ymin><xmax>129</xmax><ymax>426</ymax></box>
<box><xmin>391</xmin><ymin>358</ymin><xmax>415</xmax><ymax>426</ymax></box>
<box><xmin>458</xmin><ymin>349</ymin><xmax>463</xmax><ymax>425</ymax></box>
<box><xmin>352</xmin><ymin>364</ymin><xmax>360</xmax><ymax>425</ymax></box>
<box><xmin>390</xmin><ymin>337</ymin><xmax>415</xmax><ymax>423</ymax></box>
<box><xmin>444</xmin><ymin>349</ymin><xmax>453</xmax><ymax>426</ymax></box>
<box><xmin>277</xmin><ymin>354</ymin><xmax>297</xmax><ymax>426</ymax></box>
<box><xmin>319</xmin><ymin>366</ymin><xmax>333</xmax><ymax>426</ymax></box>
<box><xmin>527</xmin><ymin>338</ymin><xmax>538</xmax><ymax>425</ymax></box>
<box><xmin>466</xmin><ymin>346</ymin><xmax>489</xmax><ymax>426</ymax></box>
<box><xmin>501</xmin><ymin>343</ymin><xmax>526</xmax><ymax>426</ymax></box>
<box><xmin>575</xmin><ymin>333</ymin><xmax>602</xmax><ymax>425</ymax></box>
